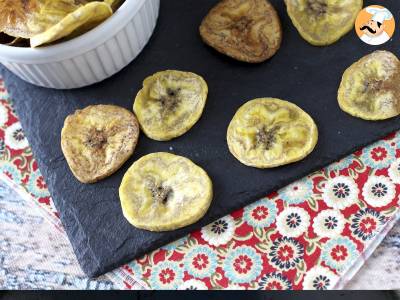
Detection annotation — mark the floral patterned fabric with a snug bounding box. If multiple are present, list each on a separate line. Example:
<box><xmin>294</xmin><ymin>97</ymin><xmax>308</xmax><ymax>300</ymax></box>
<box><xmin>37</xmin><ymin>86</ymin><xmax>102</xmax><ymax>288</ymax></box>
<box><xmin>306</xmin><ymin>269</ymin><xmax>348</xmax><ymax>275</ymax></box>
<box><xmin>0</xmin><ymin>77</ymin><xmax>399</xmax><ymax>290</ymax></box>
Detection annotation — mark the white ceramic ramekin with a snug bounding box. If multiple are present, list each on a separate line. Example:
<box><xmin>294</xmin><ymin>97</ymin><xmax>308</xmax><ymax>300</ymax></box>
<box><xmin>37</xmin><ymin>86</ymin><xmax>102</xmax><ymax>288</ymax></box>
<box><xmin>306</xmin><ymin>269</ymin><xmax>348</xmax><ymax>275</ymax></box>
<box><xmin>0</xmin><ymin>0</ymin><xmax>160</xmax><ymax>89</ymax></box>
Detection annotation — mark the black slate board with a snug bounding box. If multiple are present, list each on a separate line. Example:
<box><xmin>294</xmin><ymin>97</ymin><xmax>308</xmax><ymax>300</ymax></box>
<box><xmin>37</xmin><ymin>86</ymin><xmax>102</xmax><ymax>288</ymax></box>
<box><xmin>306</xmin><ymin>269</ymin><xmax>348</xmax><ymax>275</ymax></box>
<box><xmin>2</xmin><ymin>0</ymin><xmax>400</xmax><ymax>277</ymax></box>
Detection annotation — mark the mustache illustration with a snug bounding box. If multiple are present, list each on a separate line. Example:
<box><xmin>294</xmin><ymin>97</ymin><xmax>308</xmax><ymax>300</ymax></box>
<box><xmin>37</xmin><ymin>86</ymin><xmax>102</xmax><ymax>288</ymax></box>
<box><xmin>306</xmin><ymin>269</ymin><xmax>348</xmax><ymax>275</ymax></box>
<box><xmin>360</xmin><ymin>25</ymin><xmax>376</xmax><ymax>34</ymax></box>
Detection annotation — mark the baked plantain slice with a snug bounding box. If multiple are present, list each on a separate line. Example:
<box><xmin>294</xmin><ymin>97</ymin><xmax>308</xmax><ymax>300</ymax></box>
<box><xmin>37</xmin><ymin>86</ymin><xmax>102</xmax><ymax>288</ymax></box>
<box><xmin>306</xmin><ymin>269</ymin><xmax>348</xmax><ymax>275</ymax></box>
<box><xmin>285</xmin><ymin>0</ymin><xmax>363</xmax><ymax>46</ymax></box>
<box><xmin>227</xmin><ymin>98</ymin><xmax>318</xmax><ymax>168</ymax></box>
<box><xmin>30</xmin><ymin>1</ymin><xmax>112</xmax><ymax>47</ymax></box>
<box><xmin>338</xmin><ymin>50</ymin><xmax>400</xmax><ymax>121</ymax></box>
<box><xmin>0</xmin><ymin>0</ymin><xmax>86</xmax><ymax>39</ymax></box>
<box><xmin>61</xmin><ymin>104</ymin><xmax>139</xmax><ymax>184</ymax></box>
<box><xmin>133</xmin><ymin>70</ymin><xmax>208</xmax><ymax>141</ymax></box>
<box><xmin>119</xmin><ymin>152</ymin><xmax>213</xmax><ymax>232</ymax></box>
<box><xmin>199</xmin><ymin>0</ymin><xmax>282</xmax><ymax>63</ymax></box>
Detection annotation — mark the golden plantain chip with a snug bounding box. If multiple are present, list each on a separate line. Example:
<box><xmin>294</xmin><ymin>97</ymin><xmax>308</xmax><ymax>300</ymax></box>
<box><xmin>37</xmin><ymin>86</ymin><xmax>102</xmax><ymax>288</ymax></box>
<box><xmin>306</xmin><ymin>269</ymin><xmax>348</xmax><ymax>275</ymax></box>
<box><xmin>227</xmin><ymin>98</ymin><xmax>318</xmax><ymax>168</ymax></box>
<box><xmin>285</xmin><ymin>0</ymin><xmax>363</xmax><ymax>46</ymax></box>
<box><xmin>0</xmin><ymin>0</ymin><xmax>85</xmax><ymax>39</ymax></box>
<box><xmin>338</xmin><ymin>50</ymin><xmax>400</xmax><ymax>121</ymax></box>
<box><xmin>61</xmin><ymin>104</ymin><xmax>140</xmax><ymax>184</ymax></box>
<box><xmin>119</xmin><ymin>152</ymin><xmax>213</xmax><ymax>232</ymax></box>
<box><xmin>133</xmin><ymin>70</ymin><xmax>208</xmax><ymax>141</ymax></box>
<box><xmin>199</xmin><ymin>0</ymin><xmax>282</xmax><ymax>63</ymax></box>
<box><xmin>30</xmin><ymin>1</ymin><xmax>112</xmax><ymax>47</ymax></box>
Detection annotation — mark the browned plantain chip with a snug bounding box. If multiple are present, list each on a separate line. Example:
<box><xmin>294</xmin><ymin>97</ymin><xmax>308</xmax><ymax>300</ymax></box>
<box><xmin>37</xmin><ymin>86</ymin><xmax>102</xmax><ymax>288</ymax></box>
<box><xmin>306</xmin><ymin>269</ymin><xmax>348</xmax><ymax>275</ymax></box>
<box><xmin>0</xmin><ymin>0</ymin><xmax>93</xmax><ymax>39</ymax></box>
<box><xmin>61</xmin><ymin>104</ymin><xmax>140</xmax><ymax>184</ymax></box>
<box><xmin>199</xmin><ymin>0</ymin><xmax>282</xmax><ymax>63</ymax></box>
<box><xmin>0</xmin><ymin>0</ymin><xmax>38</xmax><ymax>38</ymax></box>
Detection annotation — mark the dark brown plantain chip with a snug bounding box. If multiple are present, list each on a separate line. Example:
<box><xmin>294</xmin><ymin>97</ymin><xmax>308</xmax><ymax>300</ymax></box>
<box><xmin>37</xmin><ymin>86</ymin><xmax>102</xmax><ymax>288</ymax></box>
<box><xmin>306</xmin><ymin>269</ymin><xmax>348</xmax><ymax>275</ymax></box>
<box><xmin>199</xmin><ymin>0</ymin><xmax>282</xmax><ymax>63</ymax></box>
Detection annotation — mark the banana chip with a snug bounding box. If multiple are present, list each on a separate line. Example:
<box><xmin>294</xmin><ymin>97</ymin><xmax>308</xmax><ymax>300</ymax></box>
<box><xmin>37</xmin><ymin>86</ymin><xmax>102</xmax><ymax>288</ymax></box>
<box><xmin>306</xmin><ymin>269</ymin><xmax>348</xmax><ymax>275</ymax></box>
<box><xmin>227</xmin><ymin>98</ymin><xmax>318</xmax><ymax>168</ymax></box>
<box><xmin>199</xmin><ymin>0</ymin><xmax>282</xmax><ymax>63</ymax></box>
<box><xmin>285</xmin><ymin>0</ymin><xmax>363</xmax><ymax>46</ymax></box>
<box><xmin>61</xmin><ymin>104</ymin><xmax>140</xmax><ymax>184</ymax></box>
<box><xmin>338</xmin><ymin>51</ymin><xmax>400</xmax><ymax>121</ymax></box>
<box><xmin>0</xmin><ymin>0</ymin><xmax>85</xmax><ymax>39</ymax></box>
<box><xmin>120</xmin><ymin>152</ymin><xmax>213</xmax><ymax>232</ymax></box>
<box><xmin>133</xmin><ymin>70</ymin><xmax>208</xmax><ymax>141</ymax></box>
<box><xmin>30</xmin><ymin>2</ymin><xmax>112</xmax><ymax>47</ymax></box>
<box><xmin>0</xmin><ymin>0</ymin><xmax>122</xmax><ymax>47</ymax></box>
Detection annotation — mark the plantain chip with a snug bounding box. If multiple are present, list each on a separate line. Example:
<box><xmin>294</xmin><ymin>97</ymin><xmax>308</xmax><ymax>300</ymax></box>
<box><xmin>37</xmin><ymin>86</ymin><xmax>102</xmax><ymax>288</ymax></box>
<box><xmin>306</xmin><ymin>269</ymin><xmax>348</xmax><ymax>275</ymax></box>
<box><xmin>119</xmin><ymin>152</ymin><xmax>213</xmax><ymax>232</ymax></box>
<box><xmin>227</xmin><ymin>98</ymin><xmax>318</xmax><ymax>168</ymax></box>
<box><xmin>338</xmin><ymin>50</ymin><xmax>400</xmax><ymax>121</ymax></box>
<box><xmin>61</xmin><ymin>104</ymin><xmax>140</xmax><ymax>184</ymax></box>
<box><xmin>0</xmin><ymin>0</ymin><xmax>87</xmax><ymax>39</ymax></box>
<box><xmin>30</xmin><ymin>1</ymin><xmax>112</xmax><ymax>47</ymax></box>
<box><xmin>285</xmin><ymin>0</ymin><xmax>363</xmax><ymax>46</ymax></box>
<box><xmin>133</xmin><ymin>70</ymin><xmax>208</xmax><ymax>141</ymax></box>
<box><xmin>200</xmin><ymin>0</ymin><xmax>282</xmax><ymax>63</ymax></box>
<box><xmin>0</xmin><ymin>0</ymin><xmax>39</xmax><ymax>38</ymax></box>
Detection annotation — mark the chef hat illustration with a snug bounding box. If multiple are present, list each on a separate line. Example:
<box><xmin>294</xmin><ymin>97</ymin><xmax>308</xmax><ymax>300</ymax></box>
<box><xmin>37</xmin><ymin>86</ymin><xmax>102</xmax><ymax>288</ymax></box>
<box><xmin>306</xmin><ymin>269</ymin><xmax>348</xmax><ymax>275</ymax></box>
<box><xmin>366</xmin><ymin>7</ymin><xmax>393</xmax><ymax>24</ymax></box>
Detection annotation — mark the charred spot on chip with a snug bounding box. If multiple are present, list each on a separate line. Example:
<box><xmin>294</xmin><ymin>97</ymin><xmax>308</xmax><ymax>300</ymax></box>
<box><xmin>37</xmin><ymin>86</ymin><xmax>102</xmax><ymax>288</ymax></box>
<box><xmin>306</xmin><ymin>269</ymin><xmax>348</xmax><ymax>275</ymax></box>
<box><xmin>167</xmin><ymin>88</ymin><xmax>177</xmax><ymax>97</ymax></box>
<box><xmin>159</xmin><ymin>88</ymin><xmax>182</xmax><ymax>114</ymax></box>
<box><xmin>152</xmin><ymin>185</ymin><xmax>172</xmax><ymax>204</ymax></box>
<box><xmin>255</xmin><ymin>126</ymin><xmax>279</xmax><ymax>150</ymax></box>
<box><xmin>85</xmin><ymin>128</ymin><xmax>108</xmax><ymax>149</ymax></box>
<box><xmin>199</xmin><ymin>0</ymin><xmax>282</xmax><ymax>63</ymax></box>
<box><xmin>145</xmin><ymin>177</ymin><xmax>172</xmax><ymax>204</ymax></box>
